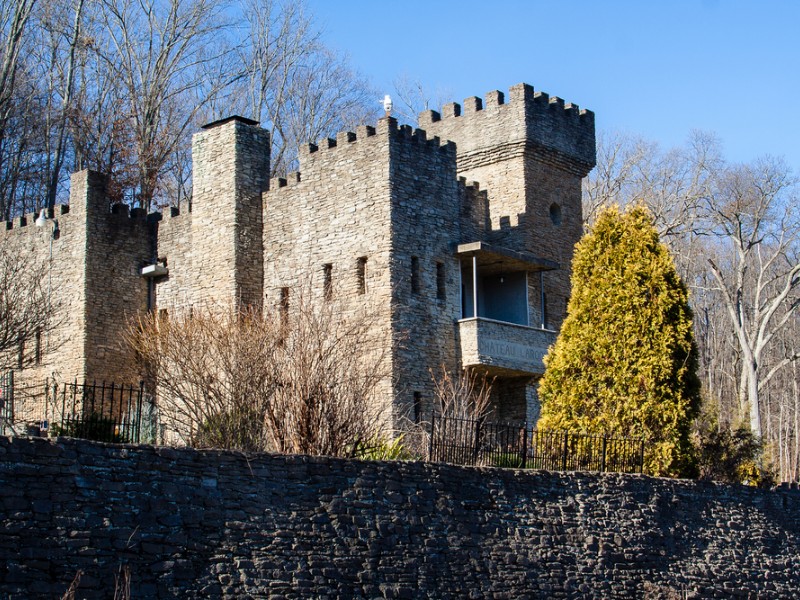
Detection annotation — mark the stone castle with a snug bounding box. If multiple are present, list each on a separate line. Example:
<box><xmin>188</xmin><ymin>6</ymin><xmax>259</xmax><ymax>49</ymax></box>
<box><xmin>2</xmin><ymin>83</ymin><xmax>595</xmax><ymax>430</ymax></box>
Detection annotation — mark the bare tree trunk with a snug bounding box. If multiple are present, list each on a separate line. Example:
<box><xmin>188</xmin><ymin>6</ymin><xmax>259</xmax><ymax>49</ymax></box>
<box><xmin>0</xmin><ymin>0</ymin><xmax>36</xmax><ymax>123</ymax></box>
<box><xmin>47</xmin><ymin>0</ymin><xmax>84</xmax><ymax>209</ymax></box>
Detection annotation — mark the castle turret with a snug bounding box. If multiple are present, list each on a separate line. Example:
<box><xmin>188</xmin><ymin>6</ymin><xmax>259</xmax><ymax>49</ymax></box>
<box><xmin>190</xmin><ymin>116</ymin><xmax>270</xmax><ymax>309</ymax></box>
<box><xmin>82</xmin><ymin>170</ymin><xmax>153</xmax><ymax>384</ymax></box>
<box><xmin>0</xmin><ymin>169</ymin><xmax>154</xmax><ymax>387</ymax></box>
<box><xmin>419</xmin><ymin>83</ymin><xmax>596</xmax><ymax>330</ymax></box>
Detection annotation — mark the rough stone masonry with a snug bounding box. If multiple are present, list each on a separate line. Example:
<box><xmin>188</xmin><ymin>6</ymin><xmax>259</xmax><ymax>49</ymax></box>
<box><xmin>1</xmin><ymin>436</ymin><xmax>799</xmax><ymax>599</ymax></box>
<box><xmin>1</xmin><ymin>83</ymin><xmax>595</xmax><ymax>433</ymax></box>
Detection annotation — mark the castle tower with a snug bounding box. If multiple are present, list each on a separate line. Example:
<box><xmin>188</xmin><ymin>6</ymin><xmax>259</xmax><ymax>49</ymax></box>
<box><xmin>190</xmin><ymin>116</ymin><xmax>271</xmax><ymax>310</ymax></box>
<box><xmin>418</xmin><ymin>84</ymin><xmax>596</xmax><ymax>424</ymax></box>
<box><xmin>0</xmin><ymin>169</ymin><xmax>154</xmax><ymax>388</ymax></box>
<box><xmin>81</xmin><ymin>171</ymin><xmax>152</xmax><ymax>384</ymax></box>
<box><xmin>420</xmin><ymin>83</ymin><xmax>596</xmax><ymax>331</ymax></box>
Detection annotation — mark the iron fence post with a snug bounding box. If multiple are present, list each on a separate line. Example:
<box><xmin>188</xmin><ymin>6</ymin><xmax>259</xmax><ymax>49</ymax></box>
<box><xmin>562</xmin><ymin>433</ymin><xmax>569</xmax><ymax>471</ymax></box>
<box><xmin>8</xmin><ymin>371</ymin><xmax>13</xmax><ymax>420</ymax></box>
<box><xmin>428</xmin><ymin>412</ymin><xmax>435</xmax><ymax>462</ymax></box>
<box><xmin>71</xmin><ymin>378</ymin><xmax>77</xmax><ymax>426</ymax></box>
<box><xmin>136</xmin><ymin>382</ymin><xmax>145</xmax><ymax>444</ymax></box>
<box><xmin>601</xmin><ymin>437</ymin><xmax>608</xmax><ymax>472</ymax></box>
<box><xmin>521</xmin><ymin>425</ymin><xmax>528</xmax><ymax>469</ymax></box>
<box><xmin>60</xmin><ymin>383</ymin><xmax>65</xmax><ymax>434</ymax></box>
<box><xmin>472</xmin><ymin>417</ymin><xmax>483</xmax><ymax>465</ymax></box>
<box><xmin>639</xmin><ymin>439</ymin><xmax>645</xmax><ymax>473</ymax></box>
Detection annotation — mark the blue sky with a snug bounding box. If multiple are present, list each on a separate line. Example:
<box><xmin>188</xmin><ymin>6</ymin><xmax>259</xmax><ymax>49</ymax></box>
<box><xmin>306</xmin><ymin>0</ymin><xmax>800</xmax><ymax>171</ymax></box>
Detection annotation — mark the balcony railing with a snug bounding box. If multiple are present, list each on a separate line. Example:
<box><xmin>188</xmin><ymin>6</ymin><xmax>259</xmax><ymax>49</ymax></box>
<box><xmin>458</xmin><ymin>317</ymin><xmax>556</xmax><ymax>376</ymax></box>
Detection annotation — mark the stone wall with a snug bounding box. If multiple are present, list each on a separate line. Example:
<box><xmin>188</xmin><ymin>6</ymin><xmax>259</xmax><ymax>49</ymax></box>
<box><xmin>264</xmin><ymin>120</ymin><xmax>394</xmax><ymax>305</ymax></box>
<box><xmin>0</xmin><ymin>184</ymin><xmax>86</xmax><ymax>390</ymax></box>
<box><xmin>263</xmin><ymin>118</ymin><xmax>467</xmax><ymax>425</ymax></box>
<box><xmin>262</xmin><ymin>119</ymin><xmax>397</xmax><ymax>424</ymax></box>
<box><xmin>153</xmin><ymin>207</ymin><xmax>193</xmax><ymax>312</ymax></box>
<box><xmin>2</xmin><ymin>436</ymin><xmax>799</xmax><ymax>599</ymax></box>
<box><xmin>0</xmin><ymin>188</ymin><xmax>84</xmax><ymax>430</ymax></box>
<box><xmin>387</xmin><ymin>123</ymin><xmax>462</xmax><ymax>423</ymax></box>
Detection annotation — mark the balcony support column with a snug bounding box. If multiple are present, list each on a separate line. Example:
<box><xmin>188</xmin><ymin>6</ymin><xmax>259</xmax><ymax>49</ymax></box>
<box><xmin>472</xmin><ymin>254</ymin><xmax>478</xmax><ymax>318</ymax></box>
<box><xmin>540</xmin><ymin>271</ymin><xmax>546</xmax><ymax>329</ymax></box>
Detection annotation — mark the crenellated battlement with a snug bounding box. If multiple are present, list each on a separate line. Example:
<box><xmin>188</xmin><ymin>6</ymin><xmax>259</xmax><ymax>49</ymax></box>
<box><xmin>418</xmin><ymin>84</ymin><xmax>593</xmax><ymax>126</ymax></box>
<box><xmin>268</xmin><ymin>171</ymin><xmax>302</xmax><ymax>192</ymax></box>
<box><xmin>297</xmin><ymin>116</ymin><xmax>455</xmax><ymax>161</ymax></box>
<box><xmin>270</xmin><ymin>117</ymin><xmax>456</xmax><ymax>194</ymax></box>
<box><xmin>109</xmin><ymin>203</ymin><xmax>152</xmax><ymax>222</ymax></box>
<box><xmin>456</xmin><ymin>176</ymin><xmax>481</xmax><ymax>193</ymax></box>
<box><xmin>457</xmin><ymin>174</ymin><xmax>490</xmax><ymax>240</ymax></box>
<box><xmin>0</xmin><ymin>201</ymin><xmax>166</xmax><ymax>240</ymax></box>
<box><xmin>1</xmin><ymin>204</ymin><xmax>71</xmax><ymax>236</ymax></box>
<box><xmin>418</xmin><ymin>83</ymin><xmax>595</xmax><ymax>174</ymax></box>
<box><xmin>154</xmin><ymin>204</ymin><xmax>191</xmax><ymax>240</ymax></box>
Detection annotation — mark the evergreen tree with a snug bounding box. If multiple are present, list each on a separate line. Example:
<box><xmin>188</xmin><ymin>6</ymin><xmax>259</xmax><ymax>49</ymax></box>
<box><xmin>537</xmin><ymin>205</ymin><xmax>701</xmax><ymax>477</ymax></box>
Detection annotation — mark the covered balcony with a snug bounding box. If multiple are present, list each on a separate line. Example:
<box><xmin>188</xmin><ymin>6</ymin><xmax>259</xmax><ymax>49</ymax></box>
<box><xmin>457</xmin><ymin>241</ymin><xmax>558</xmax><ymax>376</ymax></box>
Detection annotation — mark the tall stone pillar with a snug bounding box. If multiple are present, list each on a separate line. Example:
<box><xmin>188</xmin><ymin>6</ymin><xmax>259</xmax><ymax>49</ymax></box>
<box><xmin>191</xmin><ymin>116</ymin><xmax>270</xmax><ymax>309</ymax></box>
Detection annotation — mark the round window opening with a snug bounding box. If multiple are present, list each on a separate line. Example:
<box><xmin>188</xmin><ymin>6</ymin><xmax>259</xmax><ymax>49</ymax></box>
<box><xmin>549</xmin><ymin>203</ymin><xmax>562</xmax><ymax>226</ymax></box>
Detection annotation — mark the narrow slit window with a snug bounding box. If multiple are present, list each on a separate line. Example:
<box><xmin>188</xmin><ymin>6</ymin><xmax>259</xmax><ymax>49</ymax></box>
<box><xmin>323</xmin><ymin>263</ymin><xmax>333</xmax><ymax>300</ymax></box>
<box><xmin>34</xmin><ymin>329</ymin><xmax>41</xmax><ymax>365</ymax></box>
<box><xmin>413</xmin><ymin>392</ymin><xmax>422</xmax><ymax>424</ymax></box>
<box><xmin>280</xmin><ymin>287</ymin><xmax>290</xmax><ymax>326</ymax></box>
<box><xmin>357</xmin><ymin>257</ymin><xmax>367</xmax><ymax>295</ymax></box>
<box><xmin>436</xmin><ymin>262</ymin><xmax>446</xmax><ymax>301</ymax></box>
<box><xmin>411</xmin><ymin>256</ymin><xmax>420</xmax><ymax>294</ymax></box>
<box><xmin>17</xmin><ymin>340</ymin><xmax>23</xmax><ymax>369</ymax></box>
<box><xmin>549</xmin><ymin>203</ymin><xmax>562</xmax><ymax>226</ymax></box>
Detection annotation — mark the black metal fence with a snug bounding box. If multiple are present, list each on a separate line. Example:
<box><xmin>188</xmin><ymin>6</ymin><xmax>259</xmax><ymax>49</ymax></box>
<box><xmin>0</xmin><ymin>371</ymin><xmax>12</xmax><ymax>424</ymax></box>
<box><xmin>428</xmin><ymin>413</ymin><xmax>644</xmax><ymax>474</ymax></box>
<box><xmin>50</xmin><ymin>380</ymin><xmax>156</xmax><ymax>444</ymax></box>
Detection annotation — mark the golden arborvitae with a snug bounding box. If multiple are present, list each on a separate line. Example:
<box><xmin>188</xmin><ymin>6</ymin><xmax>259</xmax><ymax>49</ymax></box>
<box><xmin>537</xmin><ymin>204</ymin><xmax>701</xmax><ymax>477</ymax></box>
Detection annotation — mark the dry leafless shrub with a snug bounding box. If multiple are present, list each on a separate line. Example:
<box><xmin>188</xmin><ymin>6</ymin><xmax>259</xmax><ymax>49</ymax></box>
<box><xmin>0</xmin><ymin>243</ymin><xmax>63</xmax><ymax>371</ymax></box>
<box><xmin>60</xmin><ymin>570</ymin><xmax>82</xmax><ymax>600</ymax></box>
<box><xmin>127</xmin><ymin>291</ymin><xmax>389</xmax><ymax>456</ymax></box>
<box><xmin>265</xmin><ymin>293</ymin><xmax>390</xmax><ymax>456</ymax></box>
<box><xmin>113</xmin><ymin>564</ymin><xmax>131</xmax><ymax>600</ymax></box>
<box><xmin>129</xmin><ymin>306</ymin><xmax>279</xmax><ymax>451</ymax></box>
<box><xmin>431</xmin><ymin>366</ymin><xmax>494</xmax><ymax>421</ymax></box>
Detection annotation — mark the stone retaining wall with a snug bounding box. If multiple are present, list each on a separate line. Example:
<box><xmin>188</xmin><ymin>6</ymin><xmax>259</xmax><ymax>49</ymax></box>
<box><xmin>1</xmin><ymin>436</ymin><xmax>798</xmax><ymax>598</ymax></box>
